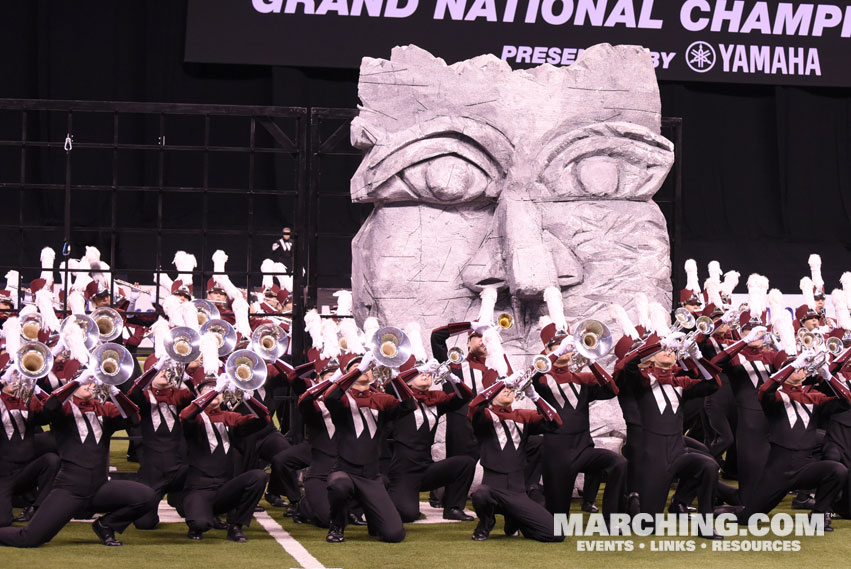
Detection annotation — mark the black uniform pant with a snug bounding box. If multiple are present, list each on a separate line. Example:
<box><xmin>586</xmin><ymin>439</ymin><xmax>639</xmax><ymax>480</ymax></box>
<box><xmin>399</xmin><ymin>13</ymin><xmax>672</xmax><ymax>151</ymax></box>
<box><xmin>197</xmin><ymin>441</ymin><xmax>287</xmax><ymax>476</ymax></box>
<box><xmin>269</xmin><ymin>440</ymin><xmax>311</xmax><ymax>503</ymax></box>
<box><xmin>623</xmin><ymin>423</ymin><xmax>642</xmax><ymax>495</ymax></box>
<box><xmin>745</xmin><ymin>447</ymin><xmax>847</xmax><ymax>516</ymax></box>
<box><xmin>184</xmin><ymin>469</ymin><xmax>267</xmax><ymax>532</ymax></box>
<box><xmin>0</xmin><ymin>454</ymin><xmax>61</xmax><ymax>527</ymax></box>
<box><xmin>256</xmin><ymin>431</ymin><xmax>301</xmax><ymax>504</ymax></box>
<box><xmin>0</xmin><ymin>462</ymin><xmax>154</xmax><ymax>548</ymax></box>
<box><xmin>472</xmin><ymin>469</ymin><xmax>563</xmax><ymax>542</ymax></box>
<box><xmin>297</xmin><ymin>451</ymin><xmax>334</xmax><ymax>528</ymax></box>
<box><xmin>704</xmin><ymin>375</ymin><xmax>737</xmax><ymax>466</ymax></box>
<box><xmin>445</xmin><ymin>412</ymin><xmax>480</xmax><ymax>461</ymax></box>
<box><xmin>388</xmin><ymin>455</ymin><xmax>475</xmax><ymax>522</ymax></box>
<box><xmin>542</xmin><ymin>437</ymin><xmax>626</xmax><ymax>518</ymax></box>
<box><xmin>635</xmin><ymin>431</ymin><xmax>717</xmax><ymax>516</ymax></box>
<box><xmin>735</xmin><ymin>406</ymin><xmax>770</xmax><ymax>508</ymax></box>
<box><xmin>327</xmin><ymin>469</ymin><xmax>405</xmax><ymax>542</ymax></box>
<box><xmin>134</xmin><ymin>463</ymin><xmax>189</xmax><ymax>530</ymax></box>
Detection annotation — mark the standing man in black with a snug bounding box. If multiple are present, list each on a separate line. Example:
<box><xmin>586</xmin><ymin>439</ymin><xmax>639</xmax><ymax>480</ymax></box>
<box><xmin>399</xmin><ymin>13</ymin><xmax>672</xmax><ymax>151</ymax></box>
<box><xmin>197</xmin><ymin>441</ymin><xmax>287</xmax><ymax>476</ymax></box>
<box><xmin>271</xmin><ymin>227</ymin><xmax>295</xmax><ymax>270</ymax></box>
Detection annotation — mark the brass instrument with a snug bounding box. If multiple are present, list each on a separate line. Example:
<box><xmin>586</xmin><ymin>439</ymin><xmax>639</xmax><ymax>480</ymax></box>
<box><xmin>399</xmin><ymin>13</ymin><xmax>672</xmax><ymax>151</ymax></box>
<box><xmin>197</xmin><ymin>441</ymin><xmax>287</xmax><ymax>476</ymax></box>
<box><xmin>827</xmin><ymin>336</ymin><xmax>844</xmax><ymax>356</ymax></box>
<box><xmin>797</xmin><ymin>328</ymin><xmax>824</xmax><ymax>351</ymax></box>
<box><xmin>59</xmin><ymin>315</ymin><xmax>99</xmax><ymax>350</ymax></box>
<box><xmin>250</xmin><ymin>322</ymin><xmax>289</xmax><ymax>362</ymax></box>
<box><xmin>568</xmin><ymin>319</ymin><xmax>613</xmax><ymax>373</ymax></box>
<box><xmin>192</xmin><ymin>299</ymin><xmax>220</xmax><ymax>326</ymax></box>
<box><xmin>678</xmin><ymin>315</ymin><xmax>716</xmax><ymax>358</ymax></box>
<box><xmin>496</xmin><ymin>312</ymin><xmax>514</xmax><ymax>330</ymax></box>
<box><xmin>164</xmin><ymin>326</ymin><xmax>202</xmax><ymax>363</ymax></box>
<box><xmin>672</xmin><ymin>307</ymin><xmax>696</xmax><ymax>332</ymax></box>
<box><xmin>222</xmin><ymin>349</ymin><xmax>268</xmax><ymax>406</ymax></box>
<box><xmin>15</xmin><ymin>341</ymin><xmax>54</xmax><ymax>380</ymax></box>
<box><xmin>114</xmin><ymin>279</ymin><xmax>147</xmax><ymax>293</ymax></box>
<box><xmin>200</xmin><ymin>318</ymin><xmax>237</xmax><ymax>357</ymax></box>
<box><xmin>20</xmin><ymin>313</ymin><xmax>44</xmax><ymax>341</ymax></box>
<box><xmin>90</xmin><ymin>343</ymin><xmax>134</xmax><ymax>404</ymax></box>
<box><xmin>91</xmin><ymin>306</ymin><xmax>124</xmax><ymax>342</ymax></box>
<box><xmin>515</xmin><ymin>355</ymin><xmax>553</xmax><ymax>400</ymax></box>
<box><xmin>433</xmin><ymin>348</ymin><xmax>466</xmax><ymax>386</ymax></box>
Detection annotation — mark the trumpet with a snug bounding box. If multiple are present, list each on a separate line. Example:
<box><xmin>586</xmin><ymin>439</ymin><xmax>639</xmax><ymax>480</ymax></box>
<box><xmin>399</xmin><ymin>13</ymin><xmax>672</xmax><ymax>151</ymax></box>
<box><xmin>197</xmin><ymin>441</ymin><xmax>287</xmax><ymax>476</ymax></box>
<box><xmin>20</xmin><ymin>313</ymin><xmax>44</xmax><ymax>341</ymax></box>
<box><xmin>59</xmin><ymin>315</ymin><xmax>99</xmax><ymax>351</ymax></box>
<box><xmin>201</xmin><ymin>318</ymin><xmax>237</xmax><ymax>357</ymax></box>
<box><xmin>797</xmin><ymin>328</ymin><xmax>824</xmax><ymax>350</ymax></box>
<box><xmin>672</xmin><ymin>307</ymin><xmax>696</xmax><ymax>332</ymax></box>
<box><xmin>497</xmin><ymin>312</ymin><xmax>514</xmax><ymax>330</ymax></box>
<box><xmin>678</xmin><ymin>315</ymin><xmax>716</xmax><ymax>357</ymax></box>
<box><xmin>432</xmin><ymin>348</ymin><xmax>466</xmax><ymax>386</ymax></box>
<box><xmin>568</xmin><ymin>319</ymin><xmax>613</xmax><ymax>373</ymax></box>
<box><xmin>192</xmin><ymin>299</ymin><xmax>220</xmax><ymax>326</ymax></box>
<box><xmin>92</xmin><ymin>306</ymin><xmax>124</xmax><ymax>342</ymax></box>
<box><xmin>514</xmin><ymin>355</ymin><xmax>552</xmax><ymax>400</ymax></box>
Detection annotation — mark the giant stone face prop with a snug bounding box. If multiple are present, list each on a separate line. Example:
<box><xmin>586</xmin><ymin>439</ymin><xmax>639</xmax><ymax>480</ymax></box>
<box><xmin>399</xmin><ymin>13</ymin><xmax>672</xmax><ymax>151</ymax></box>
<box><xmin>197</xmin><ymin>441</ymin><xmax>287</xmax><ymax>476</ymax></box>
<box><xmin>350</xmin><ymin>44</ymin><xmax>674</xmax><ymax>367</ymax></box>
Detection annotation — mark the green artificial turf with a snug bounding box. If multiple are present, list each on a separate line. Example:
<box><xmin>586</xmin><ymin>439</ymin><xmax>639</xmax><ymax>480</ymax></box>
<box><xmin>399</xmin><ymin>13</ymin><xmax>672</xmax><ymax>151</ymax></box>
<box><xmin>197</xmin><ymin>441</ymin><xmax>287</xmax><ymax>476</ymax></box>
<box><xmin>4</xmin><ymin>433</ymin><xmax>849</xmax><ymax>569</ymax></box>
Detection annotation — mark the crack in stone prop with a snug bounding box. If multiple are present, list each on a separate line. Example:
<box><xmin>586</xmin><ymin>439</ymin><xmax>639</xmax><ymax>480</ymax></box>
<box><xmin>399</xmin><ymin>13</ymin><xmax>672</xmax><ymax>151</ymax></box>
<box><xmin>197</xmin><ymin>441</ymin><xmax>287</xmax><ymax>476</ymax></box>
<box><xmin>350</xmin><ymin>44</ymin><xmax>674</xmax><ymax>438</ymax></box>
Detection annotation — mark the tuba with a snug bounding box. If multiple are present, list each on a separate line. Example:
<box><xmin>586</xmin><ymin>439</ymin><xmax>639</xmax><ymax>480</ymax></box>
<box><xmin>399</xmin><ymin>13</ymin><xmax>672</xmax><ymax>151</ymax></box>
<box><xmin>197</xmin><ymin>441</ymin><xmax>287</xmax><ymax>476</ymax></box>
<box><xmin>164</xmin><ymin>326</ymin><xmax>202</xmax><ymax>363</ymax></box>
<box><xmin>59</xmin><ymin>315</ymin><xmax>99</xmax><ymax>350</ymax></box>
<box><xmin>20</xmin><ymin>313</ymin><xmax>44</xmax><ymax>341</ymax></box>
<box><xmin>200</xmin><ymin>318</ymin><xmax>237</xmax><ymax>357</ymax></box>
<box><xmin>91</xmin><ymin>306</ymin><xmax>124</xmax><ymax>342</ymax></box>
<box><xmin>192</xmin><ymin>299</ymin><xmax>220</xmax><ymax>326</ymax></box>
<box><xmin>250</xmin><ymin>322</ymin><xmax>289</xmax><ymax>362</ymax></box>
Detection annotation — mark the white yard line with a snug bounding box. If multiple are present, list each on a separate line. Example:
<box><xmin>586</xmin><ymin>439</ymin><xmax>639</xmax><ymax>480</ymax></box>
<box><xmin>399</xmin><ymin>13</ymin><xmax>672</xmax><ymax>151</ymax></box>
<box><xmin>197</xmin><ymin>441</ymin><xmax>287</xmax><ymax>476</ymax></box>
<box><xmin>253</xmin><ymin>510</ymin><xmax>326</xmax><ymax>569</ymax></box>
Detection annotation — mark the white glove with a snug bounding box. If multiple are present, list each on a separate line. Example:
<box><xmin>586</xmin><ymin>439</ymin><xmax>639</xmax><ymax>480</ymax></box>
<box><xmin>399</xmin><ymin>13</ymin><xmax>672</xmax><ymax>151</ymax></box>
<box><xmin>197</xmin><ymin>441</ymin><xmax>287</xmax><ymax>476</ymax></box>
<box><xmin>357</xmin><ymin>351</ymin><xmax>376</xmax><ymax>372</ymax></box>
<box><xmin>661</xmin><ymin>332</ymin><xmax>685</xmax><ymax>351</ymax></box>
<box><xmin>242</xmin><ymin>389</ymin><xmax>254</xmax><ymax>401</ymax></box>
<box><xmin>0</xmin><ymin>366</ymin><xmax>15</xmax><ymax>385</ymax></box>
<box><xmin>791</xmin><ymin>352</ymin><xmax>812</xmax><ymax>370</ymax></box>
<box><xmin>416</xmin><ymin>359</ymin><xmax>440</xmax><ymax>375</ymax></box>
<box><xmin>108</xmin><ymin>385</ymin><xmax>121</xmax><ymax>397</ymax></box>
<box><xmin>523</xmin><ymin>383</ymin><xmax>539</xmax><ymax>402</ymax></box>
<box><xmin>154</xmin><ymin>356</ymin><xmax>170</xmax><ymax>371</ymax></box>
<box><xmin>328</xmin><ymin>368</ymin><xmax>344</xmax><ymax>384</ymax></box>
<box><xmin>687</xmin><ymin>341</ymin><xmax>702</xmax><ymax>361</ymax></box>
<box><xmin>470</xmin><ymin>320</ymin><xmax>491</xmax><ymax>334</ymax></box>
<box><xmin>502</xmin><ymin>371</ymin><xmax>523</xmax><ymax>390</ymax></box>
<box><xmin>817</xmin><ymin>364</ymin><xmax>832</xmax><ymax>380</ymax></box>
<box><xmin>742</xmin><ymin>326</ymin><xmax>767</xmax><ymax>344</ymax></box>
<box><xmin>214</xmin><ymin>374</ymin><xmax>230</xmax><ymax>392</ymax></box>
<box><xmin>76</xmin><ymin>369</ymin><xmax>95</xmax><ymax>386</ymax></box>
<box><xmin>129</xmin><ymin>289</ymin><xmax>141</xmax><ymax>302</ymax></box>
<box><xmin>553</xmin><ymin>336</ymin><xmax>575</xmax><ymax>357</ymax></box>
<box><xmin>721</xmin><ymin>308</ymin><xmax>739</xmax><ymax>325</ymax></box>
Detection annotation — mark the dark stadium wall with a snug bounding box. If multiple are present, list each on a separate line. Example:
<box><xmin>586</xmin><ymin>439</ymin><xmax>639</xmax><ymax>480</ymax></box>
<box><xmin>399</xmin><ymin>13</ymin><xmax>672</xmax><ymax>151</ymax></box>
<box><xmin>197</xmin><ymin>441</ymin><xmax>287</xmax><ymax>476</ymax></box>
<box><xmin>1</xmin><ymin>1</ymin><xmax>850</xmax><ymax>293</ymax></box>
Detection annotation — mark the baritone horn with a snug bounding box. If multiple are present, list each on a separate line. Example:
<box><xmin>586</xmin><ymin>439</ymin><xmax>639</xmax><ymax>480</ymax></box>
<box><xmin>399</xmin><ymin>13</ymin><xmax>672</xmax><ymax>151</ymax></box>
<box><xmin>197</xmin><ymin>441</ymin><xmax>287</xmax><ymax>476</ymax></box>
<box><xmin>92</xmin><ymin>306</ymin><xmax>124</xmax><ymax>342</ymax></box>
<box><xmin>568</xmin><ymin>319</ymin><xmax>613</xmax><ymax>373</ymax></box>
<box><xmin>827</xmin><ymin>336</ymin><xmax>844</xmax><ymax>356</ymax></box>
<box><xmin>200</xmin><ymin>318</ymin><xmax>237</xmax><ymax>357</ymax></box>
<box><xmin>16</xmin><ymin>341</ymin><xmax>54</xmax><ymax>380</ymax></box>
<box><xmin>20</xmin><ymin>313</ymin><xmax>44</xmax><ymax>341</ymax></box>
<box><xmin>369</xmin><ymin>326</ymin><xmax>412</xmax><ymax>369</ymax></box>
<box><xmin>91</xmin><ymin>343</ymin><xmax>135</xmax><ymax>387</ymax></box>
<box><xmin>192</xmin><ymin>299</ymin><xmax>220</xmax><ymax>326</ymax></box>
<box><xmin>59</xmin><ymin>315</ymin><xmax>99</xmax><ymax>350</ymax></box>
<box><xmin>164</xmin><ymin>326</ymin><xmax>202</xmax><ymax>363</ymax></box>
<box><xmin>225</xmin><ymin>349</ymin><xmax>268</xmax><ymax>393</ymax></box>
<box><xmin>250</xmin><ymin>322</ymin><xmax>289</xmax><ymax>362</ymax></box>
<box><xmin>497</xmin><ymin>313</ymin><xmax>514</xmax><ymax>330</ymax></box>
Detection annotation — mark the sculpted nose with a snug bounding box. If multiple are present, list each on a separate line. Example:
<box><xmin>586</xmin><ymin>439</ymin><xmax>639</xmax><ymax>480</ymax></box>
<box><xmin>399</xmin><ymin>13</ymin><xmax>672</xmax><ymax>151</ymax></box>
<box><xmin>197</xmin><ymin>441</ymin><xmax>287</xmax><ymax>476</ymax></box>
<box><xmin>497</xmin><ymin>197</ymin><xmax>559</xmax><ymax>300</ymax></box>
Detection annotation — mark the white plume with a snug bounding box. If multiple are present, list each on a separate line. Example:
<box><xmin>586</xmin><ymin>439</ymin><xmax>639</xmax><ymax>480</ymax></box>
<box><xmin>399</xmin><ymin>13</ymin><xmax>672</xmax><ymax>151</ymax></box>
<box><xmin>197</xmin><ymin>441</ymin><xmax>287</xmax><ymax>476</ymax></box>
<box><xmin>684</xmin><ymin>259</ymin><xmax>700</xmax><ymax>293</ymax></box>
<box><xmin>543</xmin><ymin>286</ymin><xmax>567</xmax><ymax>332</ymax></box>
<box><xmin>200</xmin><ymin>331</ymin><xmax>221</xmax><ymax>376</ymax></box>
<box><xmin>320</xmin><ymin>320</ymin><xmax>340</xmax><ymax>360</ymax></box>
<box><xmin>634</xmin><ymin>292</ymin><xmax>652</xmax><ymax>330</ymax></box>
<box><xmin>477</xmin><ymin>286</ymin><xmax>498</xmax><ymax>324</ymax></box>
<box><xmin>333</xmin><ymin>290</ymin><xmax>353</xmax><ymax>316</ymax></box>
<box><xmin>362</xmin><ymin>317</ymin><xmax>380</xmax><ymax>343</ymax></box>
<box><xmin>180</xmin><ymin>301</ymin><xmax>200</xmax><ymax>332</ymax></box>
<box><xmin>274</xmin><ymin>263</ymin><xmax>289</xmax><ymax>290</ymax></box>
<box><xmin>149</xmin><ymin>318</ymin><xmax>171</xmax><ymax>360</ymax></box>
<box><xmin>304</xmin><ymin>309</ymin><xmax>324</xmax><ymax>350</ymax></box>
<box><xmin>260</xmin><ymin>258</ymin><xmax>276</xmax><ymax>289</ymax></box>
<box><xmin>608</xmin><ymin>303</ymin><xmax>638</xmax><ymax>340</ymax></box>
<box><xmin>155</xmin><ymin>271</ymin><xmax>173</xmax><ymax>300</ymax></box>
<box><xmin>162</xmin><ymin>294</ymin><xmax>186</xmax><ymax>327</ymax></box>
<box><xmin>40</xmin><ymin>247</ymin><xmax>55</xmax><ymax>283</ymax></box>
<box><xmin>67</xmin><ymin>290</ymin><xmax>87</xmax><ymax>316</ymax></box>
<box><xmin>35</xmin><ymin>288</ymin><xmax>60</xmax><ymax>332</ymax></box>
<box><xmin>5</xmin><ymin>269</ymin><xmax>19</xmax><ymax>290</ymax></box>
<box><xmin>747</xmin><ymin>274</ymin><xmax>768</xmax><ymax>317</ymax></box>
<box><xmin>482</xmin><ymin>327</ymin><xmax>508</xmax><ymax>377</ymax></box>
<box><xmin>3</xmin><ymin>317</ymin><xmax>20</xmax><ymax>362</ymax></box>
<box><xmin>172</xmin><ymin>251</ymin><xmax>197</xmax><ymax>284</ymax></box>
<box><xmin>768</xmin><ymin>289</ymin><xmax>786</xmax><ymax>327</ymax></box>
<box><xmin>707</xmin><ymin>260</ymin><xmax>722</xmax><ymax>281</ymax></box>
<box><xmin>704</xmin><ymin>277</ymin><xmax>724</xmax><ymax>308</ymax></box>
<box><xmin>808</xmin><ymin>254</ymin><xmax>824</xmax><ymax>290</ymax></box>
<box><xmin>648</xmin><ymin>302</ymin><xmax>671</xmax><ymax>336</ymax></box>
<box><xmin>774</xmin><ymin>310</ymin><xmax>797</xmax><ymax>354</ymax></box>
<box><xmin>831</xmin><ymin>289</ymin><xmax>851</xmax><ymax>330</ymax></box>
<box><xmin>721</xmin><ymin>270</ymin><xmax>740</xmax><ymax>298</ymax></box>
<box><xmin>537</xmin><ymin>314</ymin><xmax>553</xmax><ymax>332</ymax></box>
<box><xmin>62</xmin><ymin>322</ymin><xmax>89</xmax><ymax>365</ymax></box>
<box><xmin>339</xmin><ymin>318</ymin><xmax>365</xmax><ymax>355</ymax></box>
<box><xmin>841</xmin><ymin>272</ymin><xmax>851</xmax><ymax>308</ymax></box>
<box><xmin>72</xmin><ymin>270</ymin><xmax>93</xmax><ymax>294</ymax></box>
<box><xmin>405</xmin><ymin>322</ymin><xmax>428</xmax><ymax>362</ymax></box>
<box><xmin>232</xmin><ymin>296</ymin><xmax>251</xmax><ymax>338</ymax></box>
<box><xmin>799</xmin><ymin>276</ymin><xmax>816</xmax><ymax>310</ymax></box>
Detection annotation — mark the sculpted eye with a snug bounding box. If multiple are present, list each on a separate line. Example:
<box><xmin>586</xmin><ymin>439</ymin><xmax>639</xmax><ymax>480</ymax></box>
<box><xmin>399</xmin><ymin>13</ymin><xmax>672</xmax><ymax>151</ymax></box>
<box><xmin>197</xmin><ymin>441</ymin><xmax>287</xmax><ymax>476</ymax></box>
<box><xmin>537</xmin><ymin>122</ymin><xmax>674</xmax><ymax>201</ymax></box>
<box><xmin>364</xmin><ymin>135</ymin><xmax>504</xmax><ymax>205</ymax></box>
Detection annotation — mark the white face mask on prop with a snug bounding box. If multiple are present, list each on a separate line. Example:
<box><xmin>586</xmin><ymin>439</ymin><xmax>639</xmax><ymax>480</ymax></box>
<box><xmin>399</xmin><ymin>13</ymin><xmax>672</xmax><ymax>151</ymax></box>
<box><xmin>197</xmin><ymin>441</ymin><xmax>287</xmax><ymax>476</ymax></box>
<box><xmin>349</xmin><ymin>44</ymin><xmax>674</xmax><ymax>365</ymax></box>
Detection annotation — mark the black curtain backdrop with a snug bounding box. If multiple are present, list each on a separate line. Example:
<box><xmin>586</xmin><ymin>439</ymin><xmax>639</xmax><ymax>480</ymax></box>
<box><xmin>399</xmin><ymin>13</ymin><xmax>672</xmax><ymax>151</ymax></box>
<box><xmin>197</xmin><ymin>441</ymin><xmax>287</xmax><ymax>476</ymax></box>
<box><xmin>1</xmin><ymin>1</ymin><xmax>849</xmax><ymax>293</ymax></box>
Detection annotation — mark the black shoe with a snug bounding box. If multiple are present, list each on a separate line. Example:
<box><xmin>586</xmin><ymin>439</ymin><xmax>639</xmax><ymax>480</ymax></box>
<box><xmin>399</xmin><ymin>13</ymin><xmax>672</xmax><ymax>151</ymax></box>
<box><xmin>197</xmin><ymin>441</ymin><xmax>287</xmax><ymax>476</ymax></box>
<box><xmin>227</xmin><ymin>523</ymin><xmax>248</xmax><ymax>543</ymax></box>
<box><xmin>668</xmin><ymin>500</ymin><xmax>689</xmax><ymax>514</ymax></box>
<box><xmin>792</xmin><ymin>496</ymin><xmax>815</xmax><ymax>510</ymax></box>
<box><xmin>326</xmin><ymin>524</ymin><xmax>345</xmax><ymax>543</ymax></box>
<box><xmin>253</xmin><ymin>504</ymin><xmax>266</xmax><ymax>513</ymax></box>
<box><xmin>187</xmin><ymin>528</ymin><xmax>204</xmax><ymax>540</ymax></box>
<box><xmin>92</xmin><ymin>519</ymin><xmax>123</xmax><ymax>546</ymax></box>
<box><xmin>581</xmin><ymin>502</ymin><xmax>599</xmax><ymax>513</ymax></box>
<box><xmin>627</xmin><ymin>493</ymin><xmax>640</xmax><ymax>517</ymax></box>
<box><xmin>13</xmin><ymin>506</ymin><xmax>35</xmax><ymax>522</ymax></box>
<box><xmin>265</xmin><ymin>493</ymin><xmax>288</xmax><ymax>508</ymax></box>
<box><xmin>284</xmin><ymin>501</ymin><xmax>299</xmax><ymax>518</ymax></box>
<box><xmin>472</xmin><ymin>515</ymin><xmax>495</xmax><ymax>541</ymax></box>
<box><xmin>816</xmin><ymin>512</ymin><xmax>834</xmax><ymax>532</ymax></box>
<box><xmin>429</xmin><ymin>497</ymin><xmax>443</xmax><ymax>509</ymax></box>
<box><xmin>504</xmin><ymin>516</ymin><xmax>519</xmax><ymax>537</ymax></box>
<box><xmin>211</xmin><ymin>517</ymin><xmax>228</xmax><ymax>530</ymax></box>
<box><xmin>443</xmin><ymin>507</ymin><xmax>475</xmax><ymax>522</ymax></box>
<box><xmin>348</xmin><ymin>512</ymin><xmax>368</xmax><ymax>526</ymax></box>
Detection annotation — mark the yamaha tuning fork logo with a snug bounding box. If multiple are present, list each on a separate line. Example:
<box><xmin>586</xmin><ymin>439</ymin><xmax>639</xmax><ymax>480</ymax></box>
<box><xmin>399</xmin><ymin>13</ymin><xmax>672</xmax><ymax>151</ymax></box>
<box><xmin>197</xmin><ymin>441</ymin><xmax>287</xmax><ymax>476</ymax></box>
<box><xmin>686</xmin><ymin>41</ymin><xmax>716</xmax><ymax>73</ymax></box>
